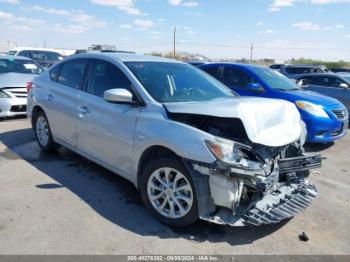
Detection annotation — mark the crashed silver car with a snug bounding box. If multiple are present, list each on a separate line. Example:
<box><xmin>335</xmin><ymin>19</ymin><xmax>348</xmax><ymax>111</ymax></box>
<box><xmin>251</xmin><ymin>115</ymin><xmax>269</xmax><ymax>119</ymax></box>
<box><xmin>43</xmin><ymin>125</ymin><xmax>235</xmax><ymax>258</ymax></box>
<box><xmin>27</xmin><ymin>53</ymin><xmax>322</xmax><ymax>227</ymax></box>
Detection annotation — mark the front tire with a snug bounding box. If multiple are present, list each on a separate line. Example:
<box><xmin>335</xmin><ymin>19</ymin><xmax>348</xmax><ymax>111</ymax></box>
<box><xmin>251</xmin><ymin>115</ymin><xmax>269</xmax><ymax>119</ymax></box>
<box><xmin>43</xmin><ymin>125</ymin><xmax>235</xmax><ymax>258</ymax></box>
<box><xmin>140</xmin><ymin>157</ymin><xmax>198</xmax><ymax>227</ymax></box>
<box><xmin>34</xmin><ymin>111</ymin><xmax>59</xmax><ymax>152</ymax></box>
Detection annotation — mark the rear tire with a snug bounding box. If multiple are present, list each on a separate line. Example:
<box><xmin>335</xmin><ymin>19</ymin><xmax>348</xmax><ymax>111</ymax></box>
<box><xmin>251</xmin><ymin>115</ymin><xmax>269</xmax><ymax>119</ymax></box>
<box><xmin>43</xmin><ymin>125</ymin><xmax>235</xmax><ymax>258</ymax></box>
<box><xmin>34</xmin><ymin>111</ymin><xmax>59</xmax><ymax>152</ymax></box>
<box><xmin>140</xmin><ymin>157</ymin><xmax>198</xmax><ymax>227</ymax></box>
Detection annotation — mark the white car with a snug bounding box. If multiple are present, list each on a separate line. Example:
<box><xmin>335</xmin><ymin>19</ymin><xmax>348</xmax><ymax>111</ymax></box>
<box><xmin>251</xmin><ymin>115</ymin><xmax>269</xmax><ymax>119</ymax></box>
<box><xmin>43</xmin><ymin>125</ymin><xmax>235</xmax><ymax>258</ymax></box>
<box><xmin>0</xmin><ymin>55</ymin><xmax>44</xmax><ymax>118</ymax></box>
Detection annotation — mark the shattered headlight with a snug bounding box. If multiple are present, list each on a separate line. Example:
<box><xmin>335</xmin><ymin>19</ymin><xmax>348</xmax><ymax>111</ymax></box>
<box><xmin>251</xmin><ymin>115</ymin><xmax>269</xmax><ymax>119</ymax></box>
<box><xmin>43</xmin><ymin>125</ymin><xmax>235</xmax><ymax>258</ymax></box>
<box><xmin>205</xmin><ymin>137</ymin><xmax>265</xmax><ymax>170</ymax></box>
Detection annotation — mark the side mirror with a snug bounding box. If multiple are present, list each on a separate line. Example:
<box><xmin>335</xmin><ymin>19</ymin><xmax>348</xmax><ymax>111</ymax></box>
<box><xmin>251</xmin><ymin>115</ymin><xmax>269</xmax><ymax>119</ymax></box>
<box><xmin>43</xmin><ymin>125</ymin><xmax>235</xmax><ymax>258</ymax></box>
<box><xmin>247</xmin><ymin>83</ymin><xmax>264</xmax><ymax>93</ymax></box>
<box><xmin>339</xmin><ymin>83</ymin><xmax>349</xmax><ymax>89</ymax></box>
<box><xmin>104</xmin><ymin>89</ymin><xmax>133</xmax><ymax>103</ymax></box>
<box><xmin>297</xmin><ymin>79</ymin><xmax>309</xmax><ymax>88</ymax></box>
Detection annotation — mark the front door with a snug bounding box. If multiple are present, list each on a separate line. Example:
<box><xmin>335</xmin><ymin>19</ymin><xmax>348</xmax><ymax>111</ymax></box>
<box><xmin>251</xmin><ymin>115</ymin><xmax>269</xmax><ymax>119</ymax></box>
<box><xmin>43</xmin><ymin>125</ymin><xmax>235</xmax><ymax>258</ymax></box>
<box><xmin>76</xmin><ymin>59</ymin><xmax>139</xmax><ymax>175</ymax></box>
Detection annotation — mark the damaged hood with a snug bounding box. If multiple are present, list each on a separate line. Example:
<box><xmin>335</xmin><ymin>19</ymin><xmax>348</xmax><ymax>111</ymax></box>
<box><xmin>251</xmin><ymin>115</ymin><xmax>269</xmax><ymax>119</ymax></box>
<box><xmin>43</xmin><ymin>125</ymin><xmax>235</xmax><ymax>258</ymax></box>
<box><xmin>164</xmin><ymin>97</ymin><xmax>302</xmax><ymax>147</ymax></box>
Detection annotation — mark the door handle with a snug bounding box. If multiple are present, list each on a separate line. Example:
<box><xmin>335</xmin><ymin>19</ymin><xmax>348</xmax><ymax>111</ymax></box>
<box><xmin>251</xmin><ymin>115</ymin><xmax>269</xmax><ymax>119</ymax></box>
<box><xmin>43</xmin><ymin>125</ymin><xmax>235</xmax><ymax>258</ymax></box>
<box><xmin>78</xmin><ymin>105</ymin><xmax>90</xmax><ymax>116</ymax></box>
<box><xmin>48</xmin><ymin>94</ymin><xmax>54</xmax><ymax>101</ymax></box>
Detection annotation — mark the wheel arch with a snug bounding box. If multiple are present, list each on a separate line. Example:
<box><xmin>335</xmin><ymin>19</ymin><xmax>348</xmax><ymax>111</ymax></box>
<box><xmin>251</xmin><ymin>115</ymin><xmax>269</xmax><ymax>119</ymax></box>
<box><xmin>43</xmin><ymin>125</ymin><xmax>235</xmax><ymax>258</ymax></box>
<box><xmin>31</xmin><ymin>105</ymin><xmax>45</xmax><ymax>129</ymax></box>
<box><xmin>137</xmin><ymin>145</ymin><xmax>182</xmax><ymax>188</ymax></box>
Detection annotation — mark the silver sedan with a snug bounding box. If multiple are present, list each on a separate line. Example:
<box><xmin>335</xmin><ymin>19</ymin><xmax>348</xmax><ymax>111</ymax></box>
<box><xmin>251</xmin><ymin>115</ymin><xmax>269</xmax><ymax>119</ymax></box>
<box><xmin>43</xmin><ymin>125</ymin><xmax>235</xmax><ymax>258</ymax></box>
<box><xmin>27</xmin><ymin>53</ymin><xmax>322</xmax><ymax>227</ymax></box>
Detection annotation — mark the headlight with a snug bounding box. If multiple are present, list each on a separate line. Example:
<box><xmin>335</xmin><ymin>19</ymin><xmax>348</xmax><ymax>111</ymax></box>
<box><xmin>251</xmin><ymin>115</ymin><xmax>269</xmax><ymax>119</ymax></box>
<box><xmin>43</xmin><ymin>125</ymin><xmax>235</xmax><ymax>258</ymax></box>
<box><xmin>205</xmin><ymin>137</ymin><xmax>264</xmax><ymax>170</ymax></box>
<box><xmin>295</xmin><ymin>101</ymin><xmax>329</xmax><ymax>118</ymax></box>
<box><xmin>0</xmin><ymin>90</ymin><xmax>10</xmax><ymax>98</ymax></box>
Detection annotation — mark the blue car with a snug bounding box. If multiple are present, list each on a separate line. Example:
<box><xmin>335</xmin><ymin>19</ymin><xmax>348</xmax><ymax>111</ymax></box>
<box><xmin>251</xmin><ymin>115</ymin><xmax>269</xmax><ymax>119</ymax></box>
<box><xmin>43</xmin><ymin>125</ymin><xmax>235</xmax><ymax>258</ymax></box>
<box><xmin>199</xmin><ymin>63</ymin><xmax>349</xmax><ymax>143</ymax></box>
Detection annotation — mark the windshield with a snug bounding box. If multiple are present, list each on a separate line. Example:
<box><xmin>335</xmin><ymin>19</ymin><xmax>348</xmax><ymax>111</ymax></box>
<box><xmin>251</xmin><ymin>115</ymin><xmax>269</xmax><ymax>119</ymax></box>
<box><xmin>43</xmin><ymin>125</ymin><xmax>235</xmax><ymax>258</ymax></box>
<box><xmin>126</xmin><ymin>62</ymin><xmax>234</xmax><ymax>102</ymax></box>
<box><xmin>8</xmin><ymin>51</ymin><xmax>17</xmax><ymax>56</ymax></box>
<box><xmin>0</xmin><ymin>59</ymin><xmax>45</xmax><ymax>75</ymax></box>
<box><xmin>251</xmin><ymin>67</ymin><xmax>300</xmax><ymax>91</ymax></box>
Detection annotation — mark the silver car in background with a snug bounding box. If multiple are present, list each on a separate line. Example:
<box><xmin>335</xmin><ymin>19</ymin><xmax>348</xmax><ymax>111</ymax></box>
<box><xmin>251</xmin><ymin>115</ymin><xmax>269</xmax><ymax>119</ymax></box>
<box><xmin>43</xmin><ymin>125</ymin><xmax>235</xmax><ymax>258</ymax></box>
<box><xmin>296</xmin><ymin>73</ymin><xmax>350</xmax><ymax>112</ymax></box>
<box><xmin>280</xmin><ymin>64</ymin><xmax>328</xmax><ymax>79</ymax></box>
<box><xmin>27</xmin><ymin>53</ymin><xmax>322</xmax><ymax>227</ymax></box>
<box><xmin>0</xmin><ymin>55</ymin><xmax>44</xmax><ymax>118</ymax></box>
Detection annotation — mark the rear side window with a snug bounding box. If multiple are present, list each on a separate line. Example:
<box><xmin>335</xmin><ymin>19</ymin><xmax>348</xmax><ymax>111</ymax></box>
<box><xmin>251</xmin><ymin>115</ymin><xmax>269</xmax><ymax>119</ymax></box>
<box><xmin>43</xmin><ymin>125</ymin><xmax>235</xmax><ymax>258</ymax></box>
<box><xmin>87</xmin><ymin>60</ymin><xmax>132</xmax><ymax>97</ymax></box>
<box><xmin>49</xmin><ymin>64</ymin><xmax>62</xmax><ymax>81</ymax></box>
<box><xmin>57</xmin><ymin>59</ymin><xmax>87</xmax><ymax>89</ymax></box>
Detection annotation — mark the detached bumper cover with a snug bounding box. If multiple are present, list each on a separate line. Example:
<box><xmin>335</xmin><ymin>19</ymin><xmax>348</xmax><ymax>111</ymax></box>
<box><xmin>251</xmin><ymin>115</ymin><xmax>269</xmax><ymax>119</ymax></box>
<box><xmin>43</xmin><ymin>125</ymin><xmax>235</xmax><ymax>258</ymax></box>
<box><xmin>244</xmin><ymin>182</ymin><xmax>317</xmax><ymax>226</ymax></box>
<box><xmin>191</xmin><ymin>154</ymin><xmax>322</xmax><ymax>227</ymax></box>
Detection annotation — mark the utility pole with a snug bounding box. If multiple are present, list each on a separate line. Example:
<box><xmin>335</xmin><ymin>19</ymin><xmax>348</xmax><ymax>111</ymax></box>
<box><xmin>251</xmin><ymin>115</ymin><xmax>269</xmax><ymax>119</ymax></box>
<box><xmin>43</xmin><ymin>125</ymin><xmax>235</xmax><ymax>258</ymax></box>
<box><xmin>43</xmin><ymin>38</ymin><xmax>47</xmax><ymax>48</ymax></box>
<box><xmin>173</xmin><ymin>26</ymin><xmax>176</xmax><ymax>59</ymax></box>
<box><xmin>250</xmin><ymin>43</ymin><xmax>254</xmax><ymax>62</ymax></box>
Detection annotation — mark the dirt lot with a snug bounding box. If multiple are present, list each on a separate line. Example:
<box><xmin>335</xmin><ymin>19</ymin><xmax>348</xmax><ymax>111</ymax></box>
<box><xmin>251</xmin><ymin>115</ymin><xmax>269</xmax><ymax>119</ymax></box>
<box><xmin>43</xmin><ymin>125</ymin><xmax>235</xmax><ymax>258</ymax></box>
<box><xmin>0</xmin><ymin>116</ymin><xmax>349</xmax><ymax>255</ymax></box>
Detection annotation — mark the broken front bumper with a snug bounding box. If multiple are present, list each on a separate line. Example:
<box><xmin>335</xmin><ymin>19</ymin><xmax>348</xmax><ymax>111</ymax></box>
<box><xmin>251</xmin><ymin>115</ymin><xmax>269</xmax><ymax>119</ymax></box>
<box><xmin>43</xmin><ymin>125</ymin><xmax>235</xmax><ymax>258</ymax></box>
<box><xmin>244</xmin><ymin>182</ymin><xmax>317</xmax><ymax>226</ymax></box>
<box><xmin>188</xmin><ymin>154</ymin><xmax>322</xmax><ymax>227</ymax></box>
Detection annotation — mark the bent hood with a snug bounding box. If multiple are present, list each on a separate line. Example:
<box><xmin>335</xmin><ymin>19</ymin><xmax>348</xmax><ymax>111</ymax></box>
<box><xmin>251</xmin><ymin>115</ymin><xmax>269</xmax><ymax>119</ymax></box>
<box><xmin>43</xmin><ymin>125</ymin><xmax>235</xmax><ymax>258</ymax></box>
<box><xmin>0</xmin><ymin>73</ymin><xmax>35</xmax><ymax>88</ymax></box>
<box><xmin>164</xmin><ymin>97</ymin><xmax>302</xmax><ymax>147</ymax></box>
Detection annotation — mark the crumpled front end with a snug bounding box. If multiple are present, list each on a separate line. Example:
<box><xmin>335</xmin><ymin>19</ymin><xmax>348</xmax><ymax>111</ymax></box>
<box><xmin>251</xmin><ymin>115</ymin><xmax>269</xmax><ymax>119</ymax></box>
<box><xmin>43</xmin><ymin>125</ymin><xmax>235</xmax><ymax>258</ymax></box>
<box><xmin>187</xmin><ymin>141</ymin><xmax>322</xmax><ymax>227</ymax></box>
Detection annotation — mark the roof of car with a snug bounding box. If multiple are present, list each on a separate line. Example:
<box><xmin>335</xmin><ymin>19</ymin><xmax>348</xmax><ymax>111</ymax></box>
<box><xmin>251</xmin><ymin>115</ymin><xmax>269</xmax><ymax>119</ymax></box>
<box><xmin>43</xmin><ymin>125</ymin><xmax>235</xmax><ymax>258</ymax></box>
<box><xmin>296</xmin><ymin>72</ymin><xmax>344</xmax><ymax>78</ymax></box>
<box><xmin>0</xmin><ymin>55</ymin><xmax>32</xmax><ymax>61</ymax></box>
<box><xmin>74</xmin><ymin>52</ymin><xmax>182</xmax><ymax>63</ymax></box>
<box><xmin>199</xmin><ymin>62</ymin><xmax>264</xmax><ymax>70</ymax></box>
<box><xmin>283</xmin><ymin>64</ymin><xmax>325</xmax><ymax>68</ymax></box>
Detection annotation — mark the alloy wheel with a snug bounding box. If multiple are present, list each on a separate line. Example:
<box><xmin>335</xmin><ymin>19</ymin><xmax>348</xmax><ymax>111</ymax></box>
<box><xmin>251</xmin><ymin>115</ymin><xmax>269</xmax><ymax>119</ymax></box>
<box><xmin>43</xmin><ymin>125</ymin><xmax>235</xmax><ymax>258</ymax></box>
<box><xmin>147</xmin><ymin>167</ymin><xmax>194</xmax><ymax>219</ymax></box>
<box><xmin>36</xmin><ymin>116</ymin><xmax>49</xmax><ymax>147</ymax></box>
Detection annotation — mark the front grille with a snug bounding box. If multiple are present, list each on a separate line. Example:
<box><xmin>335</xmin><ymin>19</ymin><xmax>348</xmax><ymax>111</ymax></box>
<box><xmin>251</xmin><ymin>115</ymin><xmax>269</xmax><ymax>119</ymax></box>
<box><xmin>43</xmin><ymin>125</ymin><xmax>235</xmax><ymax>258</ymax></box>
<box><xmin>10</xmin><ymin>105</ymin><xmax>27</xmax><ymax>112</ymax></box>
<box><xmin>331</xmin><ymin>109</ymin><xmax>348</xmax><ymax>120</ymax></box>
<box><xmin>2</xmin><ymin>87</ymin><xmax>27</xmax><ymax>98</ymax></box>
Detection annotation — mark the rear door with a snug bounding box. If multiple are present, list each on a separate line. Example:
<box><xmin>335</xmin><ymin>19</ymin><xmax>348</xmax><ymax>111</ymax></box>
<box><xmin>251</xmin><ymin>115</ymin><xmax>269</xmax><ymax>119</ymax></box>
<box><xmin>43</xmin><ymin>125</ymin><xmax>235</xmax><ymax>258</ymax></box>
<box><xmin>76</xmin><ymin>59</ymin><xmax>139</xmax><ymax>175</ymax></box>
<box><xmin>43</xmin><ymin>59</ymin><xmax>88</xmax><ymax>146</ymax></box>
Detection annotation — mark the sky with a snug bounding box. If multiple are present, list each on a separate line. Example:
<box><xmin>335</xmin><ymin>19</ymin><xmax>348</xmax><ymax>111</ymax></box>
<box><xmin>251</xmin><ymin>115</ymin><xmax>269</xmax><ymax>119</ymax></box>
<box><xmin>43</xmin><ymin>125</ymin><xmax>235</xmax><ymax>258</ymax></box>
<box><xmin>0</xmin><ymin>0</ymin><xmax>350</xmax><ymax>61</ymax></box>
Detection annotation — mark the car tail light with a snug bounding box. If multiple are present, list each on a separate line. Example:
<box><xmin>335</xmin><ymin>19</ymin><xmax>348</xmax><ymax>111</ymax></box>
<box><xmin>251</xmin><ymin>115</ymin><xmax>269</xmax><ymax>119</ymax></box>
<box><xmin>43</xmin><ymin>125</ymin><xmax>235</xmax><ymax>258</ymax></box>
<box><xmin>26</xmin><ymin>81</ymin><xmax>33</xmax><ymax>93</ymax></box>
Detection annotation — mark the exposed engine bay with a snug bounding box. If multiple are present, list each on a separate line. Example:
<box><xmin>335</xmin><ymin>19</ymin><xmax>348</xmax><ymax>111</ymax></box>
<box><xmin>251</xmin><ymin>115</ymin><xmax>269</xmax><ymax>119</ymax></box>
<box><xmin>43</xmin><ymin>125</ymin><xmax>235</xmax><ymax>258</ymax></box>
<box><xmin>169</xmin><ymin>112</ymin><xmax>322</xmax><ymax>226</ymax></box>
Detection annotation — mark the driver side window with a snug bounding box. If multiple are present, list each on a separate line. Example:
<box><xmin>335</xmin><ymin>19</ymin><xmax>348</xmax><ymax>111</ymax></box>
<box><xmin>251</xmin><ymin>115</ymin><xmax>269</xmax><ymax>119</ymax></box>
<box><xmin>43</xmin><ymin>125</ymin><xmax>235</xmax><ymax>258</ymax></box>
<box><xmin>223</xmin><ymin>68</ymin><xmax>256</xmax><ymax>90</ymax></box>
<box><xmin>87</xmin><ymin>60</ymin><xmax>132</xmax><ymax>97</ymax></box>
